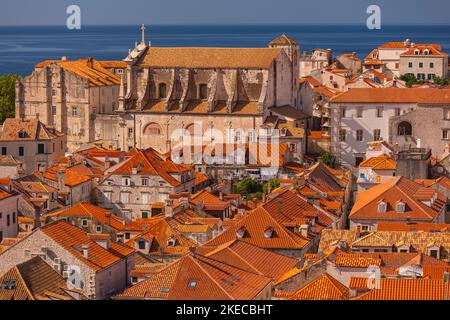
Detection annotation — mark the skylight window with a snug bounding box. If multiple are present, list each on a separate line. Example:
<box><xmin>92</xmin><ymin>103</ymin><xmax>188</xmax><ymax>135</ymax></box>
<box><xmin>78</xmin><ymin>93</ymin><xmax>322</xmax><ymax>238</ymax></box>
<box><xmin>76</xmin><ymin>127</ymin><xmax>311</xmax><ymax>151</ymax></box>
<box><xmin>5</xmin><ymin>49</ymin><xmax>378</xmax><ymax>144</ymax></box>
<box><xmin>188</xmin><ymin>280</ymin><xmax>197</xmax><ymax>289</ymax></box>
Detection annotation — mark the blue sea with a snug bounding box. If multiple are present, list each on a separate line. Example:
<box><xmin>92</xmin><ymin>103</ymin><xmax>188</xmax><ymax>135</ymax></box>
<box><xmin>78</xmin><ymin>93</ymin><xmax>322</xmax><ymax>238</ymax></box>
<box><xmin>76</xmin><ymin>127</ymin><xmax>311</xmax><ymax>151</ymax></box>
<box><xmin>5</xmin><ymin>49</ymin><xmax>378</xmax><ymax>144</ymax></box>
<box><xmin>1</xmin><ymin>24</ymin><xmax>450</xmax><ymax>75</ymax></box>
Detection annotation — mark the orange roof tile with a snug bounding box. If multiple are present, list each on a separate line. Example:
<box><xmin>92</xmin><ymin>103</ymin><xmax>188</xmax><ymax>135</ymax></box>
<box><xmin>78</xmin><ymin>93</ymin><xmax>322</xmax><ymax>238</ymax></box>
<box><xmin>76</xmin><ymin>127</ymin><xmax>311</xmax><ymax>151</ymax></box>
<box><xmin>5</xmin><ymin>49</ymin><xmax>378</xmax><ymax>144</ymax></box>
<box><xmin>359</xmin><ymin>155</ymin><xmax>396</xmax><ymax>170</ymax></box>
<box><xmin>377</xmin><ymin>221</ymin><xmax>450</xmax><ymax>232</ymax></box>
<box><xmin>40</xmin><ymin>221</ymin><xmax>128</xmax><ymax>271</ymax></box>
<box><xmin>35</xmin><ymin>58</ymin><xmax>120</xmax><ymax>87</ymax></box>
<box><xmin>0</xmin><ymin>118</ymin><xmax>62</xmax><ymax>141</ymax></box>
<box><xmin>288</xmin><ymin>274</ymin><xmax>349</xmax><ymax>300</ymax></box>
<box><xmin>140</xmin><ymin>47</ymin><xmax>282</xmax><ymax>69</ymax></box>
<box><xmin>204</xmin><ymin>206</ymin><xmax>309</xmax><ymax>250</ymax></box>
<box><xmin>331</xmin><ymin>87</ymin><xmax>450</xmax><ymax>104</ymax></box>
<box><xmin>351</xmin><ymin>177</ymin><xmax>446</xmax><ymax>222</ymax></box>
<box><xmin>116</xmin><ymin>253</ymin><xmax>272</xmax><ymax>300</ymax></box>
<box><xmin>108</xmin><ymin>148</ymin><xmax>192</xmax><ymax>187</ymax></box>
<box><xmin>351</xmin><ymin>277</ymin><xmax>450</xmax><ymax>300</ymax></box>
<box><xmin>200</xmin><ymin>240</ymin><xmax>298</xmax><ymax>281</ymax></box>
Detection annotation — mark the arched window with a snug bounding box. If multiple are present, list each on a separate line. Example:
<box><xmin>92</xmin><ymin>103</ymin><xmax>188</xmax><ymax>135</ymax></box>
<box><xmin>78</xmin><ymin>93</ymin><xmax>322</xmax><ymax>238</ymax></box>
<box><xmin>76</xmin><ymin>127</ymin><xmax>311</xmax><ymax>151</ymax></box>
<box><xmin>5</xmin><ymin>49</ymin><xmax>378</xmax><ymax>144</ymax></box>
<box><xmin>185</xmin><ymin>123</ymin><xmax>202</xmax><ymax>137</ymax></box>
<box><xmin>398</xmin><ymin>121</ymin><xmax>412</xmax><ymax>136</ymax></box>
<box><xmin>158</xmin><ymin>83</ymin><xmax>167</xmax><ymax>99</ymax></box>
<box><xmin>199</xmin><ymin>83</ymin><xmax>208</xmax><ymax>100</ymax></box>
<box><xmin>144</xmin><ymin>122</ymin><xmax>162</xmax><ymax>135</ymax></box>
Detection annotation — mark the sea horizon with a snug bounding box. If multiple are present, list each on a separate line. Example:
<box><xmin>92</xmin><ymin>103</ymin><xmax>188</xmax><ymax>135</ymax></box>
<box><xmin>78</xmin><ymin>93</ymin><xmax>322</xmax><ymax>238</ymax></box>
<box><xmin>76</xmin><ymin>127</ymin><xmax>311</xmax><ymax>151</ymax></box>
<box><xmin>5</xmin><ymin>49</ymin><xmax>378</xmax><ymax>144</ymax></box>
<box><xmin>1</xmin><ymin>24</ymin><xmax>450</xmax><ymax>75</ymax></box>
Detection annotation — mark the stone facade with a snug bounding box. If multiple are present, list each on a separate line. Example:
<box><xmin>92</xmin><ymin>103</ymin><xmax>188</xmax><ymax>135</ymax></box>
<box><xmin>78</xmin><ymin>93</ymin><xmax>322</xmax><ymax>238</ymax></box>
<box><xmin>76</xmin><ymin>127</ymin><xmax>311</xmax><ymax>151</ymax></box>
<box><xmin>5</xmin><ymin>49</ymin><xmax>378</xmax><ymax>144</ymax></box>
<box><xmin>0</xmin><ymin>193</ymin><xmax>19</xmax><ymax>241</ymax></box>
<box><xmin>15</xmin><ymin>59</ymin><xmax>120</xmax><ymax>152</ymax></box>
<box><xmin>0</xmin><ymin>227</ymin><xmax>131</xmax><ymax>300</ymax></box>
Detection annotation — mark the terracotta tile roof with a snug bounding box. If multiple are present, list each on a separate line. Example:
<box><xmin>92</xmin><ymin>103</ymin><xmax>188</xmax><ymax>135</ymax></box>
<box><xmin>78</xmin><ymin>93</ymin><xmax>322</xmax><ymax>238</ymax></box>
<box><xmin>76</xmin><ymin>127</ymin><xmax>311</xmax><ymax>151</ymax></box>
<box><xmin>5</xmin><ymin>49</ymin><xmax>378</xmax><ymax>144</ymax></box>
<box><xmin>350</xmin><ymin>177</ymin><xmax>446</xmax><ymax>222</ymax></box>
<box><xmin>308</xmin><ymin>131</ymin><xmax>328</xmax><ymax>139</ymax></box>
<box><xmin>331</xmin><ymin>88</ymin><xmax>450</xmax><ymax>104</ymax></box>
<box><xmin>0</xmin><ymin>155</ymin><xmax>22</xmax><ymax>165</ymax></box>
<box><xmin>269</xmin><ymin>105</ymin><xmax>310</xmax><ymax>120</ymax></box>
<box><xmin>44</xmin><ymin>202</ymin><xmax>141</xmax><ymax>232</ymax></box>
<box><xmin>98</xmin><ymin>61</ymin><xmax>127</xmax><ymax>69</ymax></box>
<box><xmin>116</xmin><ymin>253</ymin><xmax>272</xmax><ymax>300</ymax></box>
<box><xmin>0</xmin><ymin>189</ymin><xmax>16</xmax><ymax>201</ymax></box>
<box><xmin>19</xmin><ymin>181</ymin><xmax>57</xmax><ymax>194</ymax></box>
<box><xmin>35</xmin><ymin>58</ymin><xmax>120</xmax><ymax>87</ymax></box>
<box><xmin>108</xmin><ymin>148</ymin><xmax>192</xmax><ymax>187</ymax></box>
<box><xmin>140</xmin><ymin>47</ymin><xmax>282</xmax><ymax>69</ymax></box>
<box><xmin>269</xmin><ymin>34</ymin><xmax>298</xmax><ymax>46</ymax></box>
<box><xmin>0</xmin><ymin>256</ymin><xmax>82</xmax><ymax>300</ymax></box>
<box><xmin>298</xmin><ymin>162</ymin><xmax>348</xmax><ymax>193</ymax></box>
<box><xmin>190</xmin><ymin>190</ymin><xmax>230</xmax><ymax>211</ymax></box>
<box><xmin>401</xmin><ymin>45</ymin><xmax>448</xmax><ymax>57</ymax></box>
<box><xmin>351</xmin><ymin>277</ymin><xmax>450</xmax><ymax>300</ymax></box>
<box><xmin>379</xmin><ymin>42</ymin><xmax>441</xmax><ymax>50</ymax></box>
<box><xmin>0</xmin><ymin>118</ymin><xmax>62</xmax><ymax>141</ymax></box>
<box><xmin>128</xmin><ymin>218</ymin><xmax>198</xmax><ymax>255</ymax></box>
<box><xmin>319</xmin><ymin>229</ymin><xmax>450</xmax><ymax>257</ymax></box>
<box><xmin>263</xmin><ymin>189</ymin><xmax>337</xmax><ymax>228</ymax></box>
<box><xmin>377</xmin><ymin>221</ymin><xmax>450</xmax><ymax>232</ymax></box>
<box><xmin>44</xmin><ymin>164</ymin><xmax>93</xmax><ymax>187</ymax></box>
<box><xmin>200</xmin><ymin>240</ymin><xmax>298</xmax><ymax>281</ymax></box>
<box><xmin>194</xmin><ymin>172</ymin><xmax>209</xmax><ymax>186</ymax></box>
<box><xmin>40</xmin><ymin>221</ymin><xmax>126</xmax><ymax>271</ymax></box>
<box><xmin>359</xmin><ymin>155</ymin><xmax>396</xmax><ymax>170</ymax></box>
<box><xmin>204</xmin><ymin>206</ymin><xmax>309</xmax><ymax>250</ymax></box>
<box><xmin>334</xmin><ymin>251</ymin><xmax>382</xmax><ymax>268</ymax></box>
<box><xmin>288</xmin><ymin>274</ymin><xmax>349</xmax><ymax>300</ymax></box>
<box><xmin>423</xmin><ymin>265</ymin><xmax>450</xmax><ymax>279</ymax></box>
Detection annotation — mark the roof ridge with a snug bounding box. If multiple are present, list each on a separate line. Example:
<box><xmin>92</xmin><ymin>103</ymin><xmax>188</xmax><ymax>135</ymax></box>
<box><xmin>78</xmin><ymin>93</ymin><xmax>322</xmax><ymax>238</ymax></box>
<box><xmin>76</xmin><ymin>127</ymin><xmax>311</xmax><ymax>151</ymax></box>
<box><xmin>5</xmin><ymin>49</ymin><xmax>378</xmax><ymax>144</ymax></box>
<box><xmin>396</xmin><ymin>179</ymin><xmax>435</xmax><ymax>219</ymax></box>
<box><xmin>188</xmin><ymin>255</ymin><xmax>235</xmax><ymax>300</ymax></box>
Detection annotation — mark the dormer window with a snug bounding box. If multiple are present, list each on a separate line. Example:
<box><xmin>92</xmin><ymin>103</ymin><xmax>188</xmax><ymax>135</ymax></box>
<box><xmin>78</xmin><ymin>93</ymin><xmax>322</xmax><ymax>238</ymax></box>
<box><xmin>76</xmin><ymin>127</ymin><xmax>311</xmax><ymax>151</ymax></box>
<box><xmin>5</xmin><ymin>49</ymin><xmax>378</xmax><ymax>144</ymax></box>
<box><xmin>236</xmin><ymin>227</ymin><xmax>246</xmax><ymax>239</ymax></box>
<box><xmin>264</xmin><ymin>227</ymin><xmax>274</xmax><ymax>239</ymax></box>
<box><xmin>423</xmin><ymin>49</ymin><xmax>430</xmax><ymax>55</ymax></box>
<box><xmin>167</xmin><ymin>237</ymin><xmax>176</xmax><ymax>247</ymax></box>
<box><xmin>414</xmin><ymin>49</ymin><xmax>420</xmax><ymax>55</ymax></box>
<box><xmin>378</xmin><ymin>201</ymin><xmax>387</xmax><ymax>213</ymax></box>
<box><xmin>17</xmin><ymin>131</ymin><xmax>27</xmax><ymax>139</ymax></box>
<box><xmin>396</xmin><ymin>201</ymin><xmax>406</xmax><ymax>213</ymax></box>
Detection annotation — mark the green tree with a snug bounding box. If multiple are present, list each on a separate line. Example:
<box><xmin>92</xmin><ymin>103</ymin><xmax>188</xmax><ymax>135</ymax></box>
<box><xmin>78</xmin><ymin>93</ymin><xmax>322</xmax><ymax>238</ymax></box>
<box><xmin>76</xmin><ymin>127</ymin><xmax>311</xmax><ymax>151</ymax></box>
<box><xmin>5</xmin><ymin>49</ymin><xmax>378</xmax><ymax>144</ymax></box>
<box><xmin>398</xmin><ymin>74</ymin><xmax>421</xmax><ymax>88</ymax></box>
<box><xmin>233</xmin><ymin>177</ymin><xmax>263</xmax><ymax>197</ymax></box>
<box><xmin>0</xmin><ymin>74</ymin><xmax>19</xmax><ymax>123</ymax></box>
<box><xmin>320</xmin><ymin>151</ymin><xmax>337</xmax><ymax>169</ymax></box>
<box><xmin>263</xmin><ymin>178</ymin><xmax>280</xmax><ymax>194</ymax></box>
<box><xmin>433</xmin><ymin>76</ymin><xmax>450</xmax><ymax>87</ymax></box>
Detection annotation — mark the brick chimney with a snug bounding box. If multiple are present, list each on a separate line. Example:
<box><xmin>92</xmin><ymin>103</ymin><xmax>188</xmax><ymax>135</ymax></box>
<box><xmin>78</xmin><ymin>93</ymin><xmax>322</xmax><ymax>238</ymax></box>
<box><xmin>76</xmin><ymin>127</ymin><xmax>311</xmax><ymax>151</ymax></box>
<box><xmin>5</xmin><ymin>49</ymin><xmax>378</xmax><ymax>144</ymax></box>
<box><xmin>82</xmin><ymin>244</ymin><xmax>90</xmax><ymax>260</ymax></box>
<box><xmin>57</xmin><ymin>169</ymin><xmax>66</xmax><ymax>191</ymax></box>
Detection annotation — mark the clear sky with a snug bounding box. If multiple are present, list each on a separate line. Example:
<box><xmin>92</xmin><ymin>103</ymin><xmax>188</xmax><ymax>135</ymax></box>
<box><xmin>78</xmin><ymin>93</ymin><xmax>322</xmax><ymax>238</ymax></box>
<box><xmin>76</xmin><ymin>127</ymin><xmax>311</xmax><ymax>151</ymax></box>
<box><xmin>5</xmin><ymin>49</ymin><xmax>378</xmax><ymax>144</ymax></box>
<box><xmin>1</xmin><ymin>0</ymin><xmax>450</xmax><ymax>26</ymax></box>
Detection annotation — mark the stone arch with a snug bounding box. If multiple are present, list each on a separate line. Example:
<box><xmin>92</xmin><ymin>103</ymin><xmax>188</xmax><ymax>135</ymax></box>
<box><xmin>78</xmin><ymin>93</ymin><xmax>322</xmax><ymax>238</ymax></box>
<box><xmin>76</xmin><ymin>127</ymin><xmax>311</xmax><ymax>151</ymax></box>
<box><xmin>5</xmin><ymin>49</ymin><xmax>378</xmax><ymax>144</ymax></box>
<box><xmin>397</xmin><ymin>121</ymin><xmax>412</xmax><ymax>136</ymax></box>
<box><xmin>144</xmin><ymin>122</ymin><xmax>163</xmax><ymax>135</ymax></box>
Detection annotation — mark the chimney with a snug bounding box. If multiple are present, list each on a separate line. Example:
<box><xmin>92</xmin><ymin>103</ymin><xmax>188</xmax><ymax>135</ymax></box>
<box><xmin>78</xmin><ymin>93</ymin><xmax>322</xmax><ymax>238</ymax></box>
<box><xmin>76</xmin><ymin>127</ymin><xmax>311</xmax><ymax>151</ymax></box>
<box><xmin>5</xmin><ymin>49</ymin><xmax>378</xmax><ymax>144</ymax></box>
<box><xmin>132</xmin><ymin>167</ymin><xmax>138</xmax><ymax>175</ymax></box>
<box><xmin>82</xmin><ymin>244</ymin><xmax>90</xmax><ymax>260</ymax></box>
<box><xmin>104</xmin><ymin>156</ymin><xmax>111</xmax><ymax>169</ymax></box>
<box><xmin>166</xmin><ymin>140</ymin><xmax>172</xmax><ymax>153</ymax></box>
<box><xmin>299</xmin><ymin>224</ymin><xmax>309</xmax><ymax>238</ymax></box>
<box><xmin>356</xmin><ymin>225</ymin><xmax>361</xmax><ymax>238</ymax></box>
<box><xmin>119</xmin><ymin>152</ymin><xmax>126</xmax><ymax>163</ymax></box>
<box><xmin>87</xmin><ymin>57</ymin><xmax>94</xmax><ymax>68</ymax></box>
<box><xmin>61</xmin><ymin>56</ymin><xmax>68</xmax><ymax>61</ymax></box>
<box><xmin>105</xmin><ymin>212</ymin><xmax>111</xmax><ymax>225</ymax></box>
<box><xmin>262</xmin><ymin>192</ymin><xmax>267</xmax><ymax>203</ymax></box>
<box><xmin>34</xmin><ymin>204</ymin><xmax>42</xmax><ymax>229</ymax></box>
<box><xmin>219</xmin><ymin>192</ymin><xmax>224</xmax><ymax>201</ymax></box>
<box><xmin>165</xmin><ymin>199</ymin><xmax>174</xmax><ymax>218</ymax></box>
<box><xmin>57</xmin><ymin>169</ymin><xmax>66</xmax><ymax>190</ymax></box>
